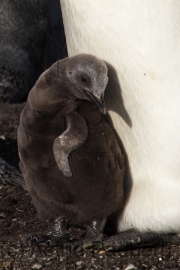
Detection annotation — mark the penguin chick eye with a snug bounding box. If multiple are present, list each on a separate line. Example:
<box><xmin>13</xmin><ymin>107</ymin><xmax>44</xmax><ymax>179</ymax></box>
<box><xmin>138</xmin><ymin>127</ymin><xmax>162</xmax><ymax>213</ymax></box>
<box><xmin>80</xmin><ymin>75</ymin><xmax>87</xmax><ymax>82</ymax></box>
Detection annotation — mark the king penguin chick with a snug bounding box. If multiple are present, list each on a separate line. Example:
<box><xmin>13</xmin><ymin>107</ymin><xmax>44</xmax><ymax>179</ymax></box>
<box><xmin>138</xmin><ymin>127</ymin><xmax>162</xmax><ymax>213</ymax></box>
<box><xmin>17</xmin><ymin>54</ymin><xmax>125</xmax><ymax>248</ymax></box>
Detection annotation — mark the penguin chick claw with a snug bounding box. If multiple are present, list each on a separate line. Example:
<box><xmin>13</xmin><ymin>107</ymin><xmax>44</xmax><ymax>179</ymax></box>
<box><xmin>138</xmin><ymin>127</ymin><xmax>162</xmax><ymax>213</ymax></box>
<box><xmin>65</xmin><ymin>219</ymin><xmax>106</xmax><ymax>251</ymax></box>
<box><xmin>27</xmin><ymin>219</ymin><xmax>69</xmax><ymax>247</ymax></box>
<box><xmin>27</xmin><ymin>234</ymin><xmax>67</xmax><ymax>247</ymax></box>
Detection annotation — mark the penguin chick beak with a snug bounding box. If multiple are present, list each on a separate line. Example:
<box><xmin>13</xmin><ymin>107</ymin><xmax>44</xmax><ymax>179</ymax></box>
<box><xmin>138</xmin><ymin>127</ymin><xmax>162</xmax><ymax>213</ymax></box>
<box><xmin>83</xmin><ymin>89</ymin><xmax>107</xmax><ymax>114</ymax></box>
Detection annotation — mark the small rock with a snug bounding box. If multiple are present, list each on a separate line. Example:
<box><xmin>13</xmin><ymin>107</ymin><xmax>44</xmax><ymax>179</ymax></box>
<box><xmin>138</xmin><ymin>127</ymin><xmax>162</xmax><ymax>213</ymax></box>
<box><xmin>31</xmin><ymin>263</ymin><xmax>43</xmax><ymax>270</ymax></box>
<box><xmin>12</xmin><ymin>218</ymin><xmax>17</xmax><ymax>222</ymax></box>
<box><xmin>149</xmin><ymin>266</ymin><xmax>157</xmax><ymax>270</ymax></box>
<box><xmin>98</xmin><ymin>250</ymin><xmax>105</xmax><ymax>254</ymax></box>
<box><xmin>2</xmin><ymin>261</ymin><xmax>12</xmax><ymax>270</ymax></box>
<box><xmin>76</xmin><ymin>261</ymin><xmax>83</xmax><ymax>266</ymax></box>
<box><xmin>59</xmin><ymin>256</ymin><xmax>67</xmax><ymax>262</ymax></box>
<box><xmin>123</xmin><ymin>263</ymin><xmax>138</xmax><ymax>270</ymax></box>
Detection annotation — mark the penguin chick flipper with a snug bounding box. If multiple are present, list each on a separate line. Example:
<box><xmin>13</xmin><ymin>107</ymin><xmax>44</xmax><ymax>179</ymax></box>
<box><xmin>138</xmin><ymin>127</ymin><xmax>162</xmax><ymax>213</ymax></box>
<box><xmin>93</xmin><ymin>229</ymin><xmax>179</xmax><ymax>252</ymax></box>
<box><xmin>53</xmin><ymin>111</ymin><xmax>88</xmax><ymax>177</ymax></box>
<box><xmin>28</xmin><ymin>219</ymin><xmax>69</xmax><ymax>247</ymax></box>
<box><xmin>66</xmin><ymin>218</ymin><xmax>107</xmax><ymax>251</ymax></box>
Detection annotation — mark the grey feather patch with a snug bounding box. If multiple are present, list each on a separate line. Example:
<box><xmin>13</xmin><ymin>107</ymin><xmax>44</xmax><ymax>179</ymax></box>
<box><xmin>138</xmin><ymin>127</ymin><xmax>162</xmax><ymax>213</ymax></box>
<box><xmin>53</xmin><ymin>112</ymin><xmax>88</xmax><ymax>177</ymax></box>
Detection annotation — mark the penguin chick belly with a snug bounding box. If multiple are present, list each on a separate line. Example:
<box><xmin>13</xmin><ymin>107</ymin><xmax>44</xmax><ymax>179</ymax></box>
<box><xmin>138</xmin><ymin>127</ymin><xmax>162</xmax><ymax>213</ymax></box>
<box><xmin>19</xmin><ymin>101</ymin><xmax>124</xmax><ymax>226</ymax></box>
<box><xmin>64</xmin><ymin>103</ymin><xmax>125</xmax><ymax>224</ymax></box>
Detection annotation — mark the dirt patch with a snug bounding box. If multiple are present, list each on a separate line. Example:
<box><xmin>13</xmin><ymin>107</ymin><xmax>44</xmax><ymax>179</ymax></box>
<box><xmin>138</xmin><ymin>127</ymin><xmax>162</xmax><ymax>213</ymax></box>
<box><xmin>0</xmin><ymin>102</ymin><xmax>180</xmax><ymax>269</ymax></box>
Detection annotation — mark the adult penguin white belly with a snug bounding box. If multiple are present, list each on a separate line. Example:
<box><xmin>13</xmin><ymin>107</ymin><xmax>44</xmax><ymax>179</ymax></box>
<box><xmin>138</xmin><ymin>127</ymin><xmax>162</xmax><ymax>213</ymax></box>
<box><xmin>60</xmin><ymin>0</ymin><xmax>180</xmax><ymax>234</ymax></box>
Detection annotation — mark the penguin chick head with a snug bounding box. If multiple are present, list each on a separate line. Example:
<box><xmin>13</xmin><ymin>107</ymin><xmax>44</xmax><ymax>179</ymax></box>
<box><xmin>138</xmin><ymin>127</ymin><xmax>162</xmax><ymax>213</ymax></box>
<box><xmin>64</xmin><ymin>54</ymin><xmax>108</xmax><ymax>114</ymax></box>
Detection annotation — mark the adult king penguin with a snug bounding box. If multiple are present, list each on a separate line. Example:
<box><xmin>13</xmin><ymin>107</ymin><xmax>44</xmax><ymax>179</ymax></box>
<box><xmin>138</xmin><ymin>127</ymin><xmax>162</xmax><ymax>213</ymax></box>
<box><xmin>59</xmin><ymin>0</ymin><xmax>180</xmax><ymax>249</ymax></box>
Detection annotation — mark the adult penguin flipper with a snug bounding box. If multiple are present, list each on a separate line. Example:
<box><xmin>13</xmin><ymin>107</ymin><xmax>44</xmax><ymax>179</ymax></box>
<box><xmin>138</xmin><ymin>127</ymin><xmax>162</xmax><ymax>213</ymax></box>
<box><xmin>53</xmin><ymin>111</ymin><xmax>88</xmax><ymax>177</ymax></box>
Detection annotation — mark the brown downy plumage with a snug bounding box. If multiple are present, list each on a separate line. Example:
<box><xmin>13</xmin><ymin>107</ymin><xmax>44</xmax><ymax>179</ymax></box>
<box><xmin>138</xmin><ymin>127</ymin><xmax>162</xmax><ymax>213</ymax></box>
<box><xmin>17</xmin><ymin>54</ymin><xmax>124</xmax><ymax>247</ymax></box>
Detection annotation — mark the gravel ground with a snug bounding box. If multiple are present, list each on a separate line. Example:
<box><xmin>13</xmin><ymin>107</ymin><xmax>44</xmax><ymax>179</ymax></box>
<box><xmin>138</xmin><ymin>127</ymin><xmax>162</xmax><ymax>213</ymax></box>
<box><xmin>0</xmin><ymin>102</ymin><xmax>180</xmax><ymax>269</ymax></box>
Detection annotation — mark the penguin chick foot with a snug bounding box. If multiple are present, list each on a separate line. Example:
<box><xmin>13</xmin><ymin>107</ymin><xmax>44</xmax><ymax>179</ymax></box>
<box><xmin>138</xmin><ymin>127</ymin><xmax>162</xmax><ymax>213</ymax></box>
<box><xmin>28</xmin><ymin>234</ymin><xmax>67</xmax><ymax>246</ymax></box>
<box><xmin>93</xmin><ymin>229</ymin><xmax>178</xmax><ymax>252</ymax></box>
<box><xmin>28</xmin><ymin>219</ymin><xmax>69</xmax><ymax>246</ymax></box>
<box><xmin>65</xmin><ymin>218</ymin><xmax>106</xmax><ymax>251</ymax></box>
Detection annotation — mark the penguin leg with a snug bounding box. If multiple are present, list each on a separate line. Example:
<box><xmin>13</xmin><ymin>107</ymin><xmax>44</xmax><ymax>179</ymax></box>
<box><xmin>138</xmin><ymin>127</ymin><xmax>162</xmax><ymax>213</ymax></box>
<box><xmin>28</xmin><ymin>218</ymin><xmax>69</xmax><ymax>246</ymax></box>
<box><xmin>68</xmin><ymin>218</ymin><xmax>107</xmax><ymax>250</ymax></box>
<box><xmin>92</xmin><ymin>229</ymin><xmax>180</xmax><ymax>251</ymax></box>
<box><xmin>53</xmin><ymin>111</ymin><xmax>88</xmax><ymax>177</ymax></box>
